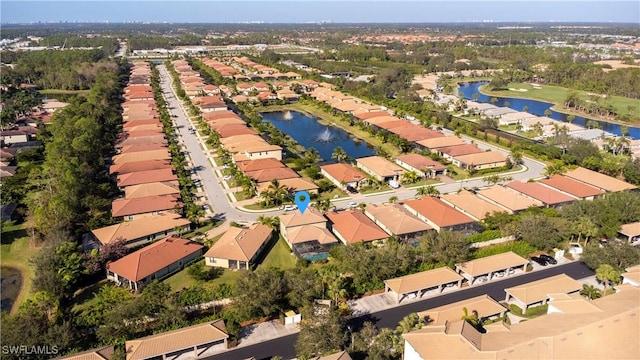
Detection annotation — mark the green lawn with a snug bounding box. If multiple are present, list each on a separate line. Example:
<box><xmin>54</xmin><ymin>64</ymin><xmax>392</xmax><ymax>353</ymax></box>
<box><xmin>480</xmin><ymin>82</ymin><xmax>640</xmax><ymax>122</ymax></box>
<box><xmin>163</xmin><ymin>259</ymin><xmax>244</xmax><ymax>293</ymax></box>
<box><xmin>40</xmin><ymin>89</ymin><xmax>89</xmax><ymax>96</ymax></box>
<box><xmin>316</xmin><ymin>187</ymin><xmax>348</xmax><ymax>201</ymax></box>
<box><xmin>1</xmin><ymin>222</ymin><xmax>39</xmax><ymax>314</ymax></box>
<box><xmin>257</xmin><ymin>235</ymin><xmax>297</xmax><ymax>270</ymax></box>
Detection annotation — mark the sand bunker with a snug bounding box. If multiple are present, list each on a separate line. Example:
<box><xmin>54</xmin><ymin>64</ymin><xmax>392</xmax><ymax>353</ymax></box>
<box><xmin>509</xmin><ymin>88</ymin><xmax>528</xmax><ymax>92</ymax></box>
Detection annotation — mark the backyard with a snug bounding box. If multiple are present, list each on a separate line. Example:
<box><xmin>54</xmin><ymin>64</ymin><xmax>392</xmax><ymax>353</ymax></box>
<box><xmin>0</xmin><ymin>222</ymin><xmax>39</xmax><ymax>314</ymax></box>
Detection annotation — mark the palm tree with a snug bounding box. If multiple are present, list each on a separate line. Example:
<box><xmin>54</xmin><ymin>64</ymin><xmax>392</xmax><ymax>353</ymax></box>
<box><xmin>416</xmin><ymin>185</ymin><xmax>439</xmax><ymax>198</ymax></box>
<box><xmin>257</xmin><ymin>215</ymin><xmax>280</xmax><ymax>231</ymax></box>
<box><xmin>396</xmin><ymin>313</ymin><xmax>424</xmax><ymax>334</ymax></box>
<box><xmin>240</xmin><ymin>176</ymin><xmax>257</xmax><ymax>197</ymax></box>
<box><xmin>544</xmin><ymin>162</ymin><xmax>566</xmax><ymax>177</ymax></box>
<box><xmin>331</xmin><ymin>146</ymin><xmax>349</xmax><ymax>163</ymax></box>
<box><xmin>313</xmin><ymin>198</ymin><xmax>332</xmax><ymax>213</ymax></box>
<box><xmin>566</xmin><ymin>114</ymin><xmax>576</xmax><ymax>124</ymax></box>
<box><xmin>595</xmin><ymin>264</ymin><xmax>621</xmax><ymax>296</ymax></box>
<box><xmin>304</xmin><ymin>147</ymin><xmax>320</xmax><ymax>164</ymax></box>
<box><xmin>401</xmin><ymin>171</ymin><xmax>420</xmax><ymax>185</ymax></box>
<box><xmin>461</xmin><ymin>307</ymin><xmax>480</xmax><ymax>328</ymax></box>
<box><xmin>579</xmin><ymin>284</ymin><xmax>602</xmax><ymax>301</ymax></box>
<box><xmin>267</xmin><ymin>179</ymin><xmax>289</xmax><ymax>206</ymax></box>
<box><xmin>388</xmin><ymin>196</ymin><xmax>398</xmax><ymax>204</ymax></box>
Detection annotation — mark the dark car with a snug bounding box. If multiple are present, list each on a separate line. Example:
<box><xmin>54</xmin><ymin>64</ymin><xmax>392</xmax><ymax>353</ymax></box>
<box><xmin>530</xmin><ymin>256</ymin><xmax>548</xmax><ymax>266</ymax></box>
<box><xmin>346</xmin><ymin>186</ymin><xmax>358</xmax><ymax>194</ymax></box>
<box><xmin>539</xmin><ymin>254</ymin><xmax>557</xmax><ymax>265</ymax></box>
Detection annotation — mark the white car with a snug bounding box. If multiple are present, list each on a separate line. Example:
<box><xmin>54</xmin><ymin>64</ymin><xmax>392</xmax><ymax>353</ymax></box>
<box><xmin>347</xmin><ymin>202</ymin><xmax>358</xmax><ymax>208</ymax></box>
<box><xmin>222</xmin><ymin>175</ymin><xmax>232</xmax><ymax>181</ymax></box>
<box><xmin>283</xmin><ymin>205</ymin><xmax>297</xmax><ymax>211</ymax></box>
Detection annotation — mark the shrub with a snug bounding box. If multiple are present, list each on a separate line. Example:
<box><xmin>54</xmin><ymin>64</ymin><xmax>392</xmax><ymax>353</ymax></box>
<box><xmin>471</xmin><ymin>241</ymin><xmax>536</xmax><ymax>259</ymax></box>
<box><xmin>465</xmin><ymin>229</ymin><xmax>505</xmax><ymax>243</ymax></box>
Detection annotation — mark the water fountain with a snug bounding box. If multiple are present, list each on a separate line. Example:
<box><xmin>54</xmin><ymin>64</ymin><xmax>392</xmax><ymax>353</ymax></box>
<box><xmin>317</xmin><ymin>128</ymin><xmax>333</xmax><ymax>142</ymax></box>
<box><xmin>283</xmin><ymin>110</ymin><xmax>293</xmax><ymax>120</ymax></box>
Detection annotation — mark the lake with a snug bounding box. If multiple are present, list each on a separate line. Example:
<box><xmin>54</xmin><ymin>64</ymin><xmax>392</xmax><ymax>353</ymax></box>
<box><xmin>261</xmin><ymin>110</ymin><xmax>375</xmax><ymax>162</ymax></box>
<box><xmin>457</xmin><ymin>82</ymin><xmax>640</xmax><ymax>139</ymax></box>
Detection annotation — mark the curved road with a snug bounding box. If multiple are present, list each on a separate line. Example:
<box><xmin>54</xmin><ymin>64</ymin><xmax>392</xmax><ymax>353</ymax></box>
<box><xmin>206</xmin><ymin>261</ymin><xmax>593</xmax><ymax>360</ymax></box>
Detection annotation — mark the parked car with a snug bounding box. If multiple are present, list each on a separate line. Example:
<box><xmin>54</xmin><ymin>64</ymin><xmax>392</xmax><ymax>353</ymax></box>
<box><xmin>347</xmin><ymin>201</ymin><xmax>358</xmax><ymax>208</ymax></box>
<box><xmin>283</xmin><ymin>205</ymin><xmax>297</xmax><ymax>211</ymax></box>
<box><xmin>346</xmin><ymin>186</ymin><xmax>358</xmax><ymax>194</ymax></box>
<box><xmin>539</xmin><ymin>254</ymin><xmax>557</xmax><ymax>265</ymax></box>
<box><xmin>530</xmin><ymin>256</ymin><xmax>548</xmax><ymax>266</ymax></box>
<box><xmin>495</xmin><ymin>270</ymin><xmax>505</xmax><ymax>277</ymax></box>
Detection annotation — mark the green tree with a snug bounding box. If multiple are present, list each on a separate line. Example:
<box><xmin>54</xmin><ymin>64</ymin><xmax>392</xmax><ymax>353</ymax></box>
<box><xmin>595</xmin><ymin>264</ymin><xmax>620</xmax><ymax>296</ymax></box>
<box><xmin>508</xmin><ymin>215</ymin><xmax>571</xmax><ymax>251</ymax></box>
<box><xmin>232</xmin><ymin>267</ymin><xmax>287</xmax><ymax>320</ymax></box>
<box><xmin>401</xmin><ymin>170</ymin><xmax>420</xmax><ymax>184</ymax></box>
<box><xmin>418</xmin><ymin>230</ymin><xmax>469</xmax><ymax>266</ymax></box>
<box><xmin>544</xmin><ymin>109</ymin><xmax>552</xmax><ymax>117</ymax></box>
<box><xmin>579</xmin><ymin>284</ymin><xmax>602</xmax><ymax>301</ymax></box>
<box><xmin>295</xmin><ymin>306</ymin><xmax>349</xmax><ymax>359</ymax></box>
<box><xmin>623</xmin><ymin>158</ymin><xmax>640</xmax><ymax>185</ymax></box>
<box><xmin>331</xmin><ymin>146</ymin><xmax>349</xmax><ymax>163</ymax></box>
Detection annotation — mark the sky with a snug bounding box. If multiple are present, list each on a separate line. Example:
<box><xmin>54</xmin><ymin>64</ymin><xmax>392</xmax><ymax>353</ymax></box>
<box><xmin>1</xmin><ymin>1</ymin><xmax>639</xmax><ymax>24</ymax></box>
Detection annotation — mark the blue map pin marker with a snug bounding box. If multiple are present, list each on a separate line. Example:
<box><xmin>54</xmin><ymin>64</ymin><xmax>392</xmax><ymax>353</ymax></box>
<box><xmin>294</xmin><ymin>191</ymin><xmax>310</xmax><ymax>214</ymax></box>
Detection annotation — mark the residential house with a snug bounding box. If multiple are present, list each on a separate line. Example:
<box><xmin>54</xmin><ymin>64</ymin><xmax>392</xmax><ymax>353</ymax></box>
<box><xmin>417</xmin><ymin>295</ymin><xmax>507</xmax><ymax>325</ymax></box>
<box><xmin>256</xmin><ymin>177</ymin><xmax>319</xmax><ymax>195</ymax></box>
<box><xmin>107</xmin><ymin>237</ymin><xmax>203</xmax><ymax>291</ymax></box>
<box><xmin>41</xmin><ymin>99</ymin><xmax>70</xmax><ymax>113</ymax></box>
<box><xmin>89</xmin><ymin>213</ymin><xmax>191</xmax><ymax>248</ymax></box>
<box><xmin>245</xmin><ymin>167</ymin><xmax>300</xmax><ymax>183</ymax></box>
<box><xmin>325</xmin><ymin>210</ymin><xmax>389</xmax><ymax>245</ymax></box>
<box><xmin>123</xmin><ymin>181</ymin><xmax>180</xmax><ymax>199</ymax></box>
<box><xmin>204</xmin><ymin>223</ymin><xmax>273</xmax><ymax>270</ymax></box>
<box><xmin>403</xmin><ymin>197</ymin><xmax>479</xmax><ymax>233</ymax></box>
<box><xmin>441</xmin><ymin>191</ymin><xmax>509</xmax><ymax>221</ymax></box>
<box><xmin>438</xmin><ymin>144</ymin><xmax>484</xmax><ymax>162</ymax></box>
<box><xmin>117</xmin><ymin>168</ymin><xmax>178</xmax><ymax>188</ymax></box>
<box><xmin>279</xmin><ymin>209</ymin><xmax>339</xmax><ymax>260</ymax></box>
<box><xmin>415</xmin><ymin>136</ymin><xmax>465</xmax><ymax>153</ymax></box>
<box><xmin>320</xmin><ymin>163</ymin><xmax>368</xmax><ymax>189</ymax></box>
<box><xmin>395</xmin><ymin>153</ymin><xmax>447</xmax><ymax>178</ymax></box>
<box><xmin>483</xmin><ymin>106</ymin><xmax>517</xmax><ymax>119</ymax></box>
<box><xmin>236</xmin><ymin>158</ymin><xmax>285</xmax><ymax>172</ymax></box>
<box><xmin>125</xmin><ymin>320</ymin><xmax>228</xmax><ymax>360</ymax></box>
<box><xmin>356</xmin><ymin>156</ymin><xmax>405</xmax><ymax>183</ymax></box>
<box><xmin>563</xmin><ymin>167</ymin><xmax>636</xmax><ymax>193</ymax></box>
<box><xmin>475</xmin><ymin>185</ymin><xmax>543</xmax><ymax>213</ymax></box>
<box><xmin>498</xmin><ymin>111</ymin><xmax>537</xmax><ymax>126</ymax></box>
<box><xmin>215</xmin><ymin>124</ymin><xmax>258</xmax><ymax>138</ymax></box>
<box><xmin>109</xmin><ymin>159</ymin><xmax>172</xmax><ymax>176</ymax></box>
<box><xmin>111</xmin><ymin>194</ymin><xmax>181</xmax><ymax>221</ymax></box>
<box><xmin>453</xmin><ymin>151</ymin><xmax>508</xmax><ymax>171</ymax></box>
<box><xmin>538</xmin><ymin>175</ymin><xmax>605</xmax><ymax>200</ymax></box>
<box><xmin>364</xmin><ymin>203</ymin><xmax>433</xmax><ymax>243</ymax></box>
<box><xmin>111</xmin><ymin>149</ymin><xmax>171</xmax><ymax>165</ymax></box>
<box><xmin>505</xmin><ymin>180</ymin><xmax>575</xmax><ymax>207</ymax></box>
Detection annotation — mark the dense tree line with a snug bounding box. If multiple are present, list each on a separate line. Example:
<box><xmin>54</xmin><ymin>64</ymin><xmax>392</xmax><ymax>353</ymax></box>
<box><xmin>38</xmin><ymin>34</ymin><xmax>119</xmax><ymax>55</ymax></box>
<box><xmin>1</xmin><ymin>49</ymin><xmax>116</xmax><ymax>90</ymax></box>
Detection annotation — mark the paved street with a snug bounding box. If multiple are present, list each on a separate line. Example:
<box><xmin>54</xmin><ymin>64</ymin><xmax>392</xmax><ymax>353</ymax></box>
<box><xmin>205</xmin><ymin>261</ymin><xmax>594</xmax><ymax>360</ymax></box>
<box><xmin>157</xmin><ymin>65</ymin><xmax>280</xmax><ymax>223</ymax></box>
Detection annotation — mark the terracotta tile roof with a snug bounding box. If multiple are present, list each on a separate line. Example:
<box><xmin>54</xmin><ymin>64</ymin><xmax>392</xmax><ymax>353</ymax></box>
<box><xmin>287</xmin><ymin>226</ymin><xmax>339</xmax><ymax>245</ymax></box>
<box><xmin>505</xmin><ymin>274</ymin><xmax>582</xmax><ymax>306</ymax></box>
<box><xmin>216</xmin><ymin>124</ymin><xmax>258</xmax><ymax>138</ymax></box>
<box><xmin>454</xmin><ymin>151</ymin><xmax>508</xmax><ymax>166</ymax></box>
<box><xmin>220</xmin><ymin>134</ymin><xmax>264</xmax><ymax>148</ymax></box>
<box><xmin>356</xmin><ymin>156</ymin><xmax>405</xmax><ymax>177</ymax></box>
<box><xmin>441</xmin><ymin>191</ymin><xmax>509</xmax><ymax>220</ymax></box>
<box><xmin>116</xmin><ymin>135</ymin><xmax>167</xmax><ymax>148</ymax></box>
<box><xmin>117</xmin><ymin>168</ymin><xmax>178</xmax><ymax>187</ymax></box>
<box><xmin>388</xmin><ymin>125</ymin><xmax>443</xmax><ymax>142</ymax></box>
<box><xmin>125</xmin><ymin>320</ymin><xmax>227</xmax><ymax>360</ymax></box>
<box><xmin>112</xmin><ymin>149</ymin><xmax>171</xmax><ymax>165</ymax></box>
<box><xmin>256</xmin><ymin>177</ymin><xmax>318</xmax><ymax>194</ymax></box>
<box><xmin>362</xmin><ymin>115</ymin><xmax>402</xmax><ymax>126</ymax></box>
<box><xmin>247</xmin><ymin>167</ymin><xmax>300</xmax><ymax>183</ymax></box>
<box><xmin>203</xmin><ymin>111</ymin><xmax>242</xmax><ymax>122</ymax></box>
<box><xmin>403</xmin><ymin>197</ymin><xmax>475</xmax><ymax>228</ymax></box>
<box><xmin>384</xmin><ymin>267</ymin><xmax>463</xmax><ymax>294</ymax></box>
<box><xmin>375</xmin><ymin>120</ymin><xmax>414</xmax><ymax>130</ymax></box>
<box><xmin>204</xmin><ymin>223</ymin><xmax>273</xmax><ymax>262</ymax></box>
<box><xmin>320</xmin><ymin>163</ymin><xmax>367</xmax><ymax>183</ymax></box>
<box><xmin>563</xmin><ymin>167</ymin><xmax>636</xmax><ymax>192</ymax></box>
<box><xmin>91</xmin><ymin>213</ymin><xmax>190</xmax><ymax>246</ymax></box>
<box><xmin>123</xmin><ymin>119</ymin><xmax>161</xmax><ymax>128</ymax></box>
<box><xmin>439</xmin><ymin>144</ymin><xmax>484</xmax><ymax>157</ymax></box>
<box><xmin>476</xmin><ymin>185</ymin><xmax>543</xmax><ymax>212</ymax></box>
<box><xmin>208</xmin><ymin>118</ymin><xmax>247</xmax><ymax>129</ymax></box>
<box><xmin>111</xmin><ymin>194</ymin><xmax>180</xmax><ymax>218</ymax></box>
<box><xmin>280</xmin><ymin>208</ymin><xmax>326</xmax><ymax>228</ymax></box>
<box><xmin>236</xmin><ymin>158</ymin><xmax>285</xmax><ymax>172</ymax></box>
<box><xmin>539</xmin><ymin>175</ymin><xmax>605</xmax><ymax>198</ymax></box>
<box><xmin>417</xmin><ymin>295</ymin><xmax>506</xmax><ymax>325</ymax></box>
<box><xmin>123</xmin><ymin>124</ymin><xmax>163</xmax><ymax>133</ymax></box>
<box><xmin>325</xmin><ymin>210</ymin><xmax>389</xmax><ymax>244</ymax></box>
<box><xmin>109</xmin><ymin>159</ymin><xmax>172</xmax><ymax>175</ymax></box>
<box><xmin>353</xmin><ymin>110</ymin><xmax>390</xmax><ymax>120</ymax></box>
<box><xmin>108</xmin><ymin>237</ymin><xmax>203</xmax><ymax>282</ymax></box>
<box><xmin>505</xmin><ymin>180</ymin><xmax>575</xmax><ymax>206</ymax></box>
<box><xmin>314</xmin><ymin>350</ymin><xmax>353</xmax><ymax>360</ymax></box>
<box><xmin>395</xmin><ymin>153</ymin><xmax>446</xmax><ymax>172</ymax></box>
<box><xmin>364</xmin><ymin>203</ymin><xmax>432</xmax><ymax>235</ymax></box>
<box><xmin>119</xmin><ymin>143</ymin><xmax>167</xmax><ymax>154</ymax></box>
<box><xmin>124</xmin><ymin>181</ymin><xmax>180</xmax><ymax>199</ymax></box>
<box><xmin>416</xmin><ymin>136</ymin><xmax>465</xmax><ymax>149</ymax></box>
<box><xmin>243</xmin><ymin>142</ymin><xmax>282</xmax><ymax>153</ymax></box>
